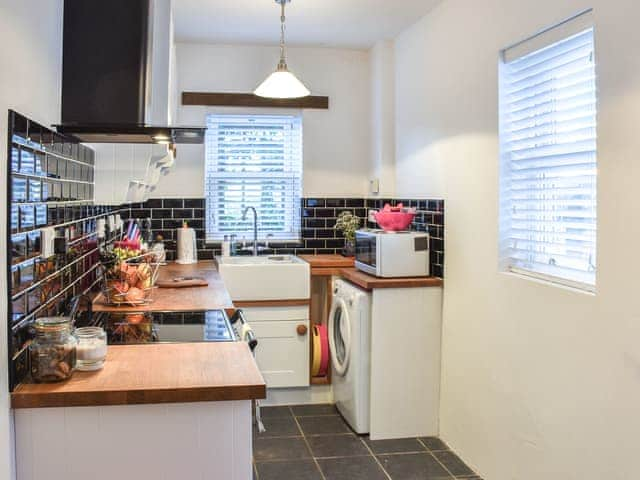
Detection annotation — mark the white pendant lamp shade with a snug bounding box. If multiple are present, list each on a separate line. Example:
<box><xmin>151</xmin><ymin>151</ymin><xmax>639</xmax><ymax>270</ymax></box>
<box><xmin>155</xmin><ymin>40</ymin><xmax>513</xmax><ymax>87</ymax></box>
<box><xmin>255</xmin><ymin>66</ymin><xmax>310</xmax><ymax>99</ymax></box>
<box><xmin>254</xmin><ymin>0</ymin><xmax>311</xmax><ymax>99</ymax></box>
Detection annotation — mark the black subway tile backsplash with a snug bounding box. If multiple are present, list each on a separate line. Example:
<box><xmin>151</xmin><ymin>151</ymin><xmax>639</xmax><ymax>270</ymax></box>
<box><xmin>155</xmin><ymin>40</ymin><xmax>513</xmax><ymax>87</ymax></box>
<box><xmin>184</xmin><ymin>199</ymin><xmax>205</xmax><ymax>209</ymax></box>
<box><xmin>7</xmin><ymin>111</ymin><xmax>123</xmax><ymax>391</ymax></box>
<box><xmin>162</xmin><ymin>198</ymin><xmax>183</xmax><ymax>208</ymax></box>
<box><xmin>125</xmin><ymin>196</ymin><xmax>444</xmax><ymax>280</ymax></box>
<box><xmin>152</xmin><ymin>208</ymin><xmax>172</xmax><ymax>219</ymax></box>
<box><xmin>173</xmin><ymin>209</ymin><xmax>194</xmax><ymax>219</ymax></box>
<box><xmin>305</xmin><ymin>198</ymin><xmax>325</xmax><ymax>208</ymax></box>
<box><xmin>345</xmin><ymin>198</ymin><xmax>365</xmax><ymax>208</ymax></box>
<box><xmin>145</xmin><ymin>198</ymin><xmax>163</xmax><ymax>208</ymax></box>
<box><xmin>326</xmin><ymin>198</ymin><xmax>345</xmax><ymax>208</ymax></box>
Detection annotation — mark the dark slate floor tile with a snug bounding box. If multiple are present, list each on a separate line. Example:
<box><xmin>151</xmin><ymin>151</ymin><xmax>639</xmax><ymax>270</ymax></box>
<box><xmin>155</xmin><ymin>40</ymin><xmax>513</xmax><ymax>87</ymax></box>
<box><xmin>433</xmin><ymin>450</ymin><xmax>475</xmax><ymax>476</ymax></box>
<box><xmin>253</xmin><ymin>415</ymin><xmax>301</xmax><ymax>438</ymax></box>
<box><xmin>306</xmin><ymin>434</ymin><xmax>369</xmax><ymax>458</ymax></box>
<box><xmin>420</xmin><ymin>436</ymin><xmax>449</xmax><ymax>451</ymax></box>
<box><xmin>298</xmin><ymin>415</ymin><xmax>351</xmax><ymax>435</ymax></box>
<box><xmin>363</xmin><ymin>436</ymin><xmax>427</xmax><ymax>454</ymax></box>
<box><xmin>317</xmin><ymin>456</ymin><xmax>388</xmax><ymax>480</ymax></box>
<box><xmin>253</xmin><ymin>437</ymin><xmax>311</xmax><ymax>462</ymax></box>
<box><xmin>256</xmin><ymin>459</ymin><xmax>323</xmax><ymax>480</ymax></box>
<box><xmin>259</xmin><ymin>405</ymin><xmax>293</xmax><ymax>419</ymax></box>
<box><xmin>377</xmin><ymin>452</ymin><xmax>453</xmax><ymax>480</ymax></box>
<box><xmin>291</xmin><ymin>404</ymin><xmax>338</xmax><ymax>416</ymax></box>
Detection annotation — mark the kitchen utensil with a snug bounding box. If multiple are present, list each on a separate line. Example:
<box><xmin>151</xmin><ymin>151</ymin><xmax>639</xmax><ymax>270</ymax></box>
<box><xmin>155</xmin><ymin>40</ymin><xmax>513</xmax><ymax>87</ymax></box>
<box><xmin>156</xmin><ymin>276</ymin><xmax>209</xmax><ymax>288</ymax></box>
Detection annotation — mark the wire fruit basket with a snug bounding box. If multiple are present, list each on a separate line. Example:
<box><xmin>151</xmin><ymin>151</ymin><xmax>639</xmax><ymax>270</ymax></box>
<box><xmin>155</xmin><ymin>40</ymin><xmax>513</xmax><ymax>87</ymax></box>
<box><xmin>100</xmin><ymin>253</ymin><xmax>161</xmax><ymax>306</ymax></box>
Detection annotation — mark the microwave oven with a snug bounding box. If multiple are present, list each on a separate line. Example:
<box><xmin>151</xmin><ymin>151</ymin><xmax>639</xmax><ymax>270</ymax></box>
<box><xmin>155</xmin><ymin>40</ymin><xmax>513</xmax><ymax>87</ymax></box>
<box><xmin>354</xmin><ymin>229</ymin><xmax>430</xmax><ymax>278</ymax></box>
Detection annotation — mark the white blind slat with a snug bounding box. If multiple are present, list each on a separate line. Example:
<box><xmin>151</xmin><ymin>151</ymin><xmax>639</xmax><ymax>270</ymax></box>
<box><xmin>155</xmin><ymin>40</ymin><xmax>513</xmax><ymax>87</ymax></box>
<box><xmin>205</xmin><ymin>114</ymin><xmax>303</xmax><ymax>241</ymax></box>
<box><xmin>500</xmin><ymin>25</ymin><xmax>597</xmax><ymax>291</ymax></box>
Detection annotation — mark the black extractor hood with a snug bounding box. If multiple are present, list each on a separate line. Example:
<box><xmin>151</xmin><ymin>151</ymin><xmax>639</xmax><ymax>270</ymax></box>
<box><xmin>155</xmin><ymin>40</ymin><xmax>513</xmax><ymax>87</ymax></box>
<box><xmin>56</xmin><ymin>0</ymin><xmax>204</xmax><ymax>144</ymax></box>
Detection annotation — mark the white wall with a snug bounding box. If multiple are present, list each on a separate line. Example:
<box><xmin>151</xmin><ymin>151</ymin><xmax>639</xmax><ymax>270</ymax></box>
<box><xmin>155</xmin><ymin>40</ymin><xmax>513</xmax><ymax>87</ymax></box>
<box><xmin>152</xmin><ymin>43</ymin><xmax>371</xmax><ymax>198</ymax></box>
<box><xmin>0</xmin><ymin>1</ymin><xmax>64</xmax><ymax>478</ymax></box>
<box><xmin>370</xmin><ymin>40</ymin><xmax>396</xmax><ymax>197</ymax></box>
<box><xmin>395</xmin><ymin>1</ymin><xmax>640</xmax><ymax>478</ymax></box>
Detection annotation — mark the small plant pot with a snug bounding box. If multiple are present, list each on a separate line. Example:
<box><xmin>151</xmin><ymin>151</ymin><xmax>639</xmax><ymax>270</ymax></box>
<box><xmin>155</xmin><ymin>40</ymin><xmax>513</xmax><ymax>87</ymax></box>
<box><xmin>341</xmin><ymin>240</ymin><xmax>355</xmax><ymax>257</ymax></box>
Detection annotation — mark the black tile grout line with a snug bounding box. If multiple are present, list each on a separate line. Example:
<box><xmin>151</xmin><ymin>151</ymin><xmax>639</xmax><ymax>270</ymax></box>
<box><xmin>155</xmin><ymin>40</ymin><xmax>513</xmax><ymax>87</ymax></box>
<box><xmin>417</xmin><ymin>437</ymin><xmax>458</xmax><ymax>479</ymax></box>
<box><xmin>290</xmin><ymin>408</ymin><xmax>329</xmax><ymax>480</ymax></box>
<box><xmin>358</xmin><ymin>435</ymin><xmax>394</xmax><ymax>480</ymax></box>
<box><xmin>313</xmin><ymin>453</ymin><xmax>373</xmax><ymax>460</ymax></box>
<box><xmin>254</xmin><ymin>411</ymin><xmax>480</xmax><ymax>479</ymax></box>
<box><xmin>253</xmin><ymin>406</ymin><xmax>479</xmax><ymax>480</ymax></box>
<box><xmin>253</xmin><ymin>434</ymin><xmax>304</xmax><ymax>440</ymax></box>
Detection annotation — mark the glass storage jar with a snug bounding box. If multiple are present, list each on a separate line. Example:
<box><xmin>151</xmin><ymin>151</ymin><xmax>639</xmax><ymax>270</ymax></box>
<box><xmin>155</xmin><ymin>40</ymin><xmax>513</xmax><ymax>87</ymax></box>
<box><xmin>29</xmin><ymin>317</ymin><xmax>77</xmax><ymax>382</ymax></box>
<box><xmin>74</xmin><ymin>327</ymin><xmax>107</xmax><ymax>371</ymax></box>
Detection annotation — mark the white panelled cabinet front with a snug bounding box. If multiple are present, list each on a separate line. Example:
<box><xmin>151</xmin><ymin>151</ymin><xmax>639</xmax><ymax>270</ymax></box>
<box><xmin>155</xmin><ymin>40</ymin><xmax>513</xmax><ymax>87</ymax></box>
<box><xmin>14</xmin><ymin>400</ymin><xmax>253</xmax><ymax>480</ymax></box>
<box><xmin>241</xmin><ymin>306</ymin><xmax>309</xmax><ymax>388</ymax></box>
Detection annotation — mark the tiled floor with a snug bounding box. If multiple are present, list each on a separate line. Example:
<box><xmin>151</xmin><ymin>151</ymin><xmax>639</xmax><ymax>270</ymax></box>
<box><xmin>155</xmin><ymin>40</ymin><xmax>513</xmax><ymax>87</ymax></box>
<box><xmin>253</xmin><ymin>404</ymin><xmax>481</xmax><ymax>480</ymax></box>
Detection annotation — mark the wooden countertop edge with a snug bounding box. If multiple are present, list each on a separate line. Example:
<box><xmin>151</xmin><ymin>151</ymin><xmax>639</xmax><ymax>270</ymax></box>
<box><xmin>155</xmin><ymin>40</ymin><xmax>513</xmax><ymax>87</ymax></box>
<box><xmin>298</xmin><ymin>254</ymin><xmax>355</xmax><ymax>269</ymax></box>
<box><xmin>339</xmin><ymin>268</ymin><xmax>443</xmax><ymax>290</ymax></box>
<box><xmin>11</xmin><ymin>384</ymin><xmax>267</xmax><ymax>409</ymax></box>
<box><xmin>11</xmin><ymin>343</ymin><xmax>266</xmax><ymax>409</ymax></box>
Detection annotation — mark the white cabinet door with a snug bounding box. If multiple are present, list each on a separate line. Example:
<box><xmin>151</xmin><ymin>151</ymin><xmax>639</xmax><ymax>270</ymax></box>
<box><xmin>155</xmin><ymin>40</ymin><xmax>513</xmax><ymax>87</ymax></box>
<box><xmin>241</xmin><ymin>307</ymin><xmax>309</xmax><ymax>388</ymax></box>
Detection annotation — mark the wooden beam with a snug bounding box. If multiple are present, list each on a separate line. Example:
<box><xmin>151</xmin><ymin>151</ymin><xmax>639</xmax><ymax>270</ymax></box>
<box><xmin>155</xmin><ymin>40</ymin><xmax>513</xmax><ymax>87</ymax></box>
<box><xmin>182</xmin><ymin>92</ymin><xmax>329</xmax><ymax>109</ymax></box>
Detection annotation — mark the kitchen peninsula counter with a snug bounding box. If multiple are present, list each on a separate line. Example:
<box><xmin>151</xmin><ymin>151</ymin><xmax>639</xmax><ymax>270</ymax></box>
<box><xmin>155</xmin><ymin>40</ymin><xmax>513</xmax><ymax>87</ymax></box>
<box><xmin>11</xmin><ymin>342</ymin><xmax>265</xmax><ymax>409</ymax></box>
<box><xmin>13</xmin><ymin>262</ymin><xmax>261</xmax><ymax>480</ymax></box>
<box><xmin>92</xmin><ymin>260</ymin><xmax>234</xmax><ymax>313</ymax></box>
<box><xmin>13</xmin><ymin>344</ymin><xmax>264</xmax><ymax>480</ymax></box>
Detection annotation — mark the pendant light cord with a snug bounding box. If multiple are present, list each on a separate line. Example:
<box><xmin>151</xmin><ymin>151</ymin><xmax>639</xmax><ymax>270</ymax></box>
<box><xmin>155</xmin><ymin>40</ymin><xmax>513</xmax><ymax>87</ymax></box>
<box><xmin>278</xmin><ymin>0</ymin><xmax>287</xmax><ymax>69</ymax></box>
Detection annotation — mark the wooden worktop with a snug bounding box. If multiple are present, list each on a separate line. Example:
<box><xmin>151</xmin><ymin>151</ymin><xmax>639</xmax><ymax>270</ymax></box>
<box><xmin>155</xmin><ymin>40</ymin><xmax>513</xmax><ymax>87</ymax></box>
<box><xmin>298</xmin><ymin>254</ymin><xmax>355</xmax><ymax>276</ymax></box>
<box><xmin>11</xmin><ymin>342</ymin><xmax>266</xmax><ymax>409</ymax></box>
<box><xmin>298</xmin><ymin>254</ymin><xmax>355</xmax><ymax>268</ymax></box>
<box><xmin>93</xmin><ymin>261</ymin><xmax>234</xmax><ymax>313</ymax></box>
<box><xmin>339</xmin><ymin>267</ymin><xmax>443</xmax><ymax>291</ymax></box>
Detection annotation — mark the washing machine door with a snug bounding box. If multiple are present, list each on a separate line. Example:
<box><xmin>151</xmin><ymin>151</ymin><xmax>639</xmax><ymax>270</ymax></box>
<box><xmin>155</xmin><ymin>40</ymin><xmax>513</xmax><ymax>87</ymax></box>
<box><xmin>329</xmin><ymin>297</ymin><xmax>351</xmax><ymax>376</ymax></box>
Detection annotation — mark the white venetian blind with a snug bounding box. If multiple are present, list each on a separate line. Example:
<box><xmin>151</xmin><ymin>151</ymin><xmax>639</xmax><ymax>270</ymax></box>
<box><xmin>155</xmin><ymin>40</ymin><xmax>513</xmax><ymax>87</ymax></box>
<box><xmin>499</xmin><ymin>24</ymin><xmax>597</xmax><ymax>291</ymax></box>
<box><xmin>205</xmin><ymin>114</ymin><xmax>302</xmax><ymax>241</ymax></box>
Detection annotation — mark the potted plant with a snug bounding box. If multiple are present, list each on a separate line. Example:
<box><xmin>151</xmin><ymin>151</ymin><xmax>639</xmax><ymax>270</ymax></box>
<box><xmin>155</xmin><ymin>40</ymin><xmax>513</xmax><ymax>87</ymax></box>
<box><xmin>333</xmin><ymin>211</ymin><xmax>360</xmax><ymax>257</ymax></box>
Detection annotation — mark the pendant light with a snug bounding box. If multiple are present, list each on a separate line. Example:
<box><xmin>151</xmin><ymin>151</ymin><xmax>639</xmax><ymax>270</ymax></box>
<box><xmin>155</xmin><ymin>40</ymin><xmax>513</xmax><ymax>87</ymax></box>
<box><xmin>254</xmin><ymin>0</ymin><xmax>310</xmax><ymax>99</ymax></box>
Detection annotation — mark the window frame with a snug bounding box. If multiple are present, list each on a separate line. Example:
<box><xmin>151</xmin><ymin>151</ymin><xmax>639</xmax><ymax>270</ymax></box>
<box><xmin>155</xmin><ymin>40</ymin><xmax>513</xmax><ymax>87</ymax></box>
<box><xmin>498</xmin><ymin>12</ymin><xmax>598</xmax><ymax>293</ymax></box>
<box><xmin>204</xmin><ymin>113</ymin><xmax>303</xmax><ymax>243</ymax></box>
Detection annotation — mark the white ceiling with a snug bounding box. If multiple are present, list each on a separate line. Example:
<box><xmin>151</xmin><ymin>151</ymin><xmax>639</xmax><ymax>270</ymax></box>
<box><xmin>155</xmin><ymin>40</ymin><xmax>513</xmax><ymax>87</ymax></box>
<box><xmin>172</xmin><ymin>0</ymin><xmax>442</xmax><ymax>50</ymax></box>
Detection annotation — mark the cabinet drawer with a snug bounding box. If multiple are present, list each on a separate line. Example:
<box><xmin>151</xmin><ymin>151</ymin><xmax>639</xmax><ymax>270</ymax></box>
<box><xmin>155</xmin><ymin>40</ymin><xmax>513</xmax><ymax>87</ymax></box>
<box><xmin>241</xmin><ymin>306</ymin><xmax>308</xmax><ymax>322</ymax></box>
<box><xmin>252</xmin><ymin>320</ymin><xmax>309</xmax><ymax>388</ymax></box>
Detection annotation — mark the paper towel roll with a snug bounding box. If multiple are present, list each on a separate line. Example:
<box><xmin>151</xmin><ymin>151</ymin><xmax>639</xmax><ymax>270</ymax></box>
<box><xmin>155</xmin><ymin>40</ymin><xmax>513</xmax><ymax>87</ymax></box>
<box><xmin>176</xmin><ymin>228</ymin><xmax>198</xmax><ymax>264</ymax></box>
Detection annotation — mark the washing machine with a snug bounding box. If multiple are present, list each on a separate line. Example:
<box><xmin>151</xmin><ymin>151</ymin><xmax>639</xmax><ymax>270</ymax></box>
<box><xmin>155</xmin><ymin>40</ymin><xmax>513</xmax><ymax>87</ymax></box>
<box><xmin>329</xmin><ymin>278</ymin><xmax>372</xmax><ymax>434</ymax></box>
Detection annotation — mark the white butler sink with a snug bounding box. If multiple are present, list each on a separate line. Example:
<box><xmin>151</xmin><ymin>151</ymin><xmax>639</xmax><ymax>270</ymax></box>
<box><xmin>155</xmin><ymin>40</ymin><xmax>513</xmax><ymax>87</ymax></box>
<box><xmin>217</xmin><ymin>255</ymin><xmax>310</xmax><ymax>301</ymax></box>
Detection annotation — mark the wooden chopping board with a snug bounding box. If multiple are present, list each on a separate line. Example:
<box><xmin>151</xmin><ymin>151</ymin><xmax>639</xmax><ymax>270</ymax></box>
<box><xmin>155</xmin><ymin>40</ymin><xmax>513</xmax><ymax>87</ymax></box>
<box><xmin>156</xmin><ymin>276</ymin><xmax>209</xmax><ymax>288</ymax></box>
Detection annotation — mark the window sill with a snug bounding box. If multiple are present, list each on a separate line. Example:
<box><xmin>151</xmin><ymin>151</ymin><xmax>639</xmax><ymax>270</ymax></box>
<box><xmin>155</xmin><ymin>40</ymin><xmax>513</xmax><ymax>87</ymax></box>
<box><xmin>500</xmin><ymin>269</ymin><xmax>596</xmax><ymax>296</ymax></box>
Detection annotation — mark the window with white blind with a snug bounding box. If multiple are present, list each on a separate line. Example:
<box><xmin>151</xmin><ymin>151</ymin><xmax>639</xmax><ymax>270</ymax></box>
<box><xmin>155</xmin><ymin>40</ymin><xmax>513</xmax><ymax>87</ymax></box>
<box><xmin>499</xmin><ymin>13</ymin><xmax>597</xmax><ymax>291</ymax></box>
<box><xmin>205</xmin><ymin>114</ymin><xmax>302</xmax><ymax>242</ymax></box>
